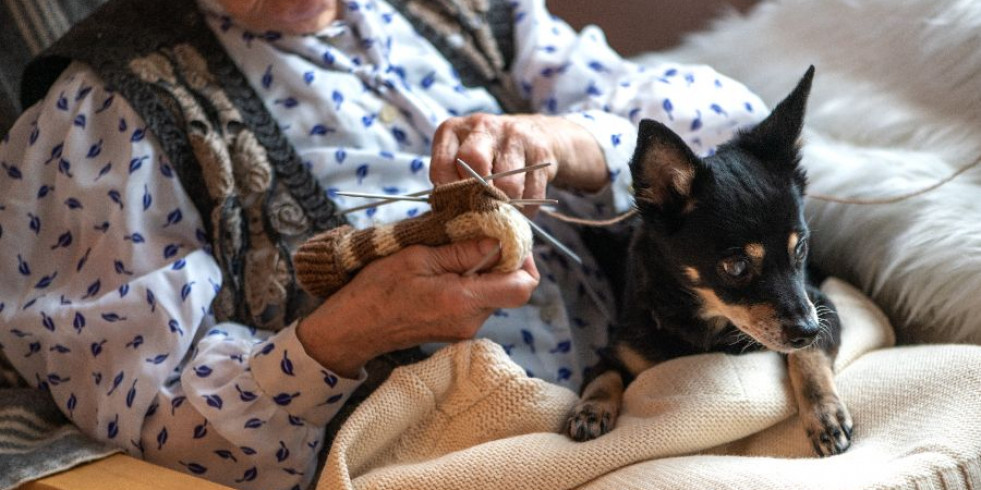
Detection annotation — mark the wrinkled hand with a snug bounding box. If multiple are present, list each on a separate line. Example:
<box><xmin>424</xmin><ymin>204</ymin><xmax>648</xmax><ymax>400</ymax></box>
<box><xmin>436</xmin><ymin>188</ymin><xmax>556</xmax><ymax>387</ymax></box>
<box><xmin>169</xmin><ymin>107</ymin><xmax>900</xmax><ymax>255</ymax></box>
<box><xmin>430</xmin><ymin>113</ymin><xmax>607</xmax><ymax>215</ymax></box>
<box><xmin>296</xmin><ymin>239</ymin><xmax>539</xmax><ymax>378</ymax></box>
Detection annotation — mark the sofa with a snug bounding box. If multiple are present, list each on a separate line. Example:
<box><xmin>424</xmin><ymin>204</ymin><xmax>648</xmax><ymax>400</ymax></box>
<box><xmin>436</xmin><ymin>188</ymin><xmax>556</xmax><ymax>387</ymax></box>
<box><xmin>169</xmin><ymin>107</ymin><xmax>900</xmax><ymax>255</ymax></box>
<box><xmin>2</xmin><ymin>0</ymin><xmax>979</xmax><ymax>489</ymax></box>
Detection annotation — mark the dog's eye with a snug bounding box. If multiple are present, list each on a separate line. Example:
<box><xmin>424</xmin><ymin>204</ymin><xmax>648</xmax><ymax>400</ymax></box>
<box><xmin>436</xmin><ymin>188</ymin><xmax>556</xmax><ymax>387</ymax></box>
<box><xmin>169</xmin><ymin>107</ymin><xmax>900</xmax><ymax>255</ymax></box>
<box><xmin>722</xmin><ymin>258</ymin><xmax>749</xmax><ymax>278</ymax></box>
<box><xmin>795</xmin><ymin>238</ymin><xmax>808</xmax><ymax>261</ymax></box>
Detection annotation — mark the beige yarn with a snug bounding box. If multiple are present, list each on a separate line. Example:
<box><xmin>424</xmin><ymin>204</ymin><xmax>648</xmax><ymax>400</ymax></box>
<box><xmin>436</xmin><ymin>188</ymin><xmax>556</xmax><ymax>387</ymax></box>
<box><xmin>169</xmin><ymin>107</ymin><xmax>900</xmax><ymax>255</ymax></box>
<box><xmin>294</xmin><ymin>179</ymin><xmax>533</xmax><ymax>298</ymax></box>
<box><xmin>319</xmin><ymin>279</ymin><xmax>981</xmax><ymax>490</ymax></box>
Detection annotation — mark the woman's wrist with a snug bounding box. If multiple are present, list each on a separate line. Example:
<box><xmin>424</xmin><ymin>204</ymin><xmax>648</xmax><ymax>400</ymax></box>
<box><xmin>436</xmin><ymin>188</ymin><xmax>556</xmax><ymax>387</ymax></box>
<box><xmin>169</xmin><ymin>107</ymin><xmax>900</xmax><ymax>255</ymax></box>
<box><xmin>544</xmin><ymin>115</ymin><xmax>608</xmax><ymax>193</ymax></box>
<box><xmin>295</xmin><ymin>306</ymin><xmax>371</xmax><ymax>379</ymax></box>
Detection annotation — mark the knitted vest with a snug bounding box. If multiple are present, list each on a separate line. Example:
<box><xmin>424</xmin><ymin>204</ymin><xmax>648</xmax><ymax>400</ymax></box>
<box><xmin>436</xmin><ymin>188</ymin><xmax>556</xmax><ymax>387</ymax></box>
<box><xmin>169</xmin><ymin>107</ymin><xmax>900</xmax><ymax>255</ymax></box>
<box><xmin>21</xmin><ymin>0</ymin><xmax>521</xmax><ymax>331</ymax></box>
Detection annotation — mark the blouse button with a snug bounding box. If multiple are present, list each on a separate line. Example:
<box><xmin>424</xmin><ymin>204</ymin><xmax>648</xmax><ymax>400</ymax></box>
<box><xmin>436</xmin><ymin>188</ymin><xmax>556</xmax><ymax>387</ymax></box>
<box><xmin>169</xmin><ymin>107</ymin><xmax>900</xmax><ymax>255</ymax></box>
<box><xmin>379</xmin><ymin>103</ymin><xmax>399</xmax><ymax>123</ymax></box>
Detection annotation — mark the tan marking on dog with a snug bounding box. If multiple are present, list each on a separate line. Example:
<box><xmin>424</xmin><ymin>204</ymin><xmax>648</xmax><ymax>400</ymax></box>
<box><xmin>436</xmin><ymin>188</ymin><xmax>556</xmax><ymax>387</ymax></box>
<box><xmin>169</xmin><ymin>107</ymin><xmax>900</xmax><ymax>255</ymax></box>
<box><xmin>788</xmin><ymin>348</ymin><xmax>853</xmax><ymax>456</ymax></box>
<box><xmin>788</xmin><ymin>232</ymin><xmax>799</xmax><ymax>258</ymax></box>
<box><xmin>581</xmin><ymin>370</ymin><xmax>625</xmax><ymax>403</ymax></box>
<box><xmin>683</xmin><ymin>266</ymin><xmax>700</xmax><ymax>283</ymax></box>
<box><xmin>693</xmin><ymin>287</ymin><xmax>786</xmax><ymax>351</ymax></box>
<box><xmin>745</xmin><ymin>243</ymin><xmax>765</xmax><ymax>266</ymax></box>
<box><xmin>616</xmin><ymin>344</ymin><xmax>655</xmax><ymax>377</ymax></box>
<box><xmin>569</xmin><ymin>370</ymin><xmax>625</xmax><ymax>440</ymax></box>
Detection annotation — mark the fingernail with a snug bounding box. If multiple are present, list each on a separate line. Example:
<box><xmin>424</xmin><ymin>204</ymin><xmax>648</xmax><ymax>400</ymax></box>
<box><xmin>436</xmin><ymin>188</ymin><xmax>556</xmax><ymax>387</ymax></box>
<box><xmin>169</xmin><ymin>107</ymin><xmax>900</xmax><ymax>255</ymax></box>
<box><xmin>478</xmin><ymin>238</ymin><xmax>500</xmax><ymax>256</ymax></box>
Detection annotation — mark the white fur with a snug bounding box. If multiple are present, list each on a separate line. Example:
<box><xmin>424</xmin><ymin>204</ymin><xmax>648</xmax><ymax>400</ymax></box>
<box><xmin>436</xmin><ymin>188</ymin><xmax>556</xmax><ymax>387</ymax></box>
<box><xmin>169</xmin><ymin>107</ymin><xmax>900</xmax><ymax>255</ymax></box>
<box><xmin>636</xmin><ymin>0</ymin><xmax>981</xmax><ymax>343</ymax></box>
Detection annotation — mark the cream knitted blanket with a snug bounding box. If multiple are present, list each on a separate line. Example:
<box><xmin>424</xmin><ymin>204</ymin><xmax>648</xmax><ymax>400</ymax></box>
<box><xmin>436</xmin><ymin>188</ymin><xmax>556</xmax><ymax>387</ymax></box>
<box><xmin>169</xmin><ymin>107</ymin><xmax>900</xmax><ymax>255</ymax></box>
<box><xmin>319</xmin><ymin>279</ymin><xmax>981</xmax><ymax>490</ymax></box>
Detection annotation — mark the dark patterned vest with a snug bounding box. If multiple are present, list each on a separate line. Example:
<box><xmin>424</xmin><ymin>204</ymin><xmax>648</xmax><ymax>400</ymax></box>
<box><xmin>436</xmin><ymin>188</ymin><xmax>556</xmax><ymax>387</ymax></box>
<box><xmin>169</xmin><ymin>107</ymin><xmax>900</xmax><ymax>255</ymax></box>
<box><xmin>21</xmin><ymin>0</ymin><xmax>520</xmax><ymax>332</ymax></box>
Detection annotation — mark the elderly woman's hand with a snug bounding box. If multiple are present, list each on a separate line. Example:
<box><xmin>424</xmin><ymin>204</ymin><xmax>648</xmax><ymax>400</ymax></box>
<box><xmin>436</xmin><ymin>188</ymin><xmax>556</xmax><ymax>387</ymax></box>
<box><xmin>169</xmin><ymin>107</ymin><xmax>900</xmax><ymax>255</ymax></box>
<box><xmin>296</xmin><ymin>239</ymin><xmax>539</xmax><ymax>378</ymax></box>
<box><xmin>430</xmin><ymin>114</ymin><xmax>608</xmax><ymax>210</ymax></box>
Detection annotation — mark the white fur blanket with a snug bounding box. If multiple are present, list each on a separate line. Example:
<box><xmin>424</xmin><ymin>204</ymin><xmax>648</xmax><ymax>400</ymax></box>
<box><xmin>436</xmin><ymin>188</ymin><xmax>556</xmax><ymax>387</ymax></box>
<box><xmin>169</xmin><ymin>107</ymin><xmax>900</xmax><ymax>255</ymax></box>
<box><xmin>637</xmin><ymin>0</ymin><xmax>981</xmax><ymax>344</ymax></box>
<box><xmin>318</xmin><ymin>279</ymin><xmax>981</xmax><ymax>489</ymax></box>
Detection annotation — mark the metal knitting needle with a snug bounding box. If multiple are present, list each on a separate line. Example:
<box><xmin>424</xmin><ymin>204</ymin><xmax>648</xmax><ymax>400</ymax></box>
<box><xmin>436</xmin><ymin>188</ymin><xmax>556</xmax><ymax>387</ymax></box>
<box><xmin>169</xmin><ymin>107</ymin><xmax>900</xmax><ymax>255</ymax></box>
<box><xmin>333</xmin><ymin>191</ymin><xmax>429</xmax><ymax>202</ymax></box>
<box><xmin>464</xmin><ymin>243</ymin><xmax>503</xmax><ymax>277</ymax></box>
<box><xmin>337</xmin><ymin>162</ymin><xmax>554</xmax><ymax>215</ymax></box>
<box><xmin>510</xmin><ymin>198</ymin><xmax>560</xmax><ymax>206</ymax></box>
<box><xmin>455</xmin><ymin>158</ymin><xmax>582</xmax><ymax>265</ymax></box>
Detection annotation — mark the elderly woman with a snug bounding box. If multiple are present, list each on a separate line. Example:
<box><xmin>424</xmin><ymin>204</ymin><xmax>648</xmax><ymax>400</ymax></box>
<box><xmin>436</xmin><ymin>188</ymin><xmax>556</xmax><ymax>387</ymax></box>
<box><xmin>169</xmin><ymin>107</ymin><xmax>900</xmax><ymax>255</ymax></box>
<box><xmin>0</xmin><ymin>0</ymin><xmax>765</xmax><ymax>487</ymax></box>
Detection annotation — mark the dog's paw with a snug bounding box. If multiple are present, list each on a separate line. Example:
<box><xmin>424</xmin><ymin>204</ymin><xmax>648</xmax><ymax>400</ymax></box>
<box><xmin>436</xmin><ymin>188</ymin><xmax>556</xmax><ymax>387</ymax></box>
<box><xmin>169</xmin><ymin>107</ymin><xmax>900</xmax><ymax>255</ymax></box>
<box><xmin>800</xmin><ymin>397</ymin><xmax>853</xmax><ymax>456</ymax></box>
<box><xmin>566</xmin><ymin>400</ymin><xmax>617</xmax><ymax>442</ymax></box>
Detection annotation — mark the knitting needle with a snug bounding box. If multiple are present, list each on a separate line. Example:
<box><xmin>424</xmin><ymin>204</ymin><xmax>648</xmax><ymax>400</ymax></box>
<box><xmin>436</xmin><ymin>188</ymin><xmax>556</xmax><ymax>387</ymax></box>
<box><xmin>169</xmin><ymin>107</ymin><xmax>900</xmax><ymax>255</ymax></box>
<box><xmin>509</xmin><ymin>198</ymin><xmax>560</xmax><ymax>206</ymax></box>
<box><xmin>455</xmin><ymin>158</ymin><xmax>582</xmax><ymax>265</ymax></box>
<box><xmin>464</xmin><ymin>242</ymin><xmax>503</xmax><ymax>276</ymax></box>
<box><xmin>333</xmin><ymin>191</ymin><xmax>429</xmax><ymax>202</ymax></box>
<box><xmin>337</xmin><ymin>162</ymin><xmax>554</xmax><ymax>215</ymax></box>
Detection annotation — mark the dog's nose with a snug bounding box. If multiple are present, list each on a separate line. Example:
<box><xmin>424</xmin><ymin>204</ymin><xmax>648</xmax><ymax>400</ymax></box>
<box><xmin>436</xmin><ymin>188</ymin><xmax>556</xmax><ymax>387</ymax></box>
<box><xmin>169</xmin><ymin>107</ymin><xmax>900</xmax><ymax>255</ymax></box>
<box><xmin>785</xmin><ymin>320</ymin><xmax>819</xmax><ymax>349</ymax></box>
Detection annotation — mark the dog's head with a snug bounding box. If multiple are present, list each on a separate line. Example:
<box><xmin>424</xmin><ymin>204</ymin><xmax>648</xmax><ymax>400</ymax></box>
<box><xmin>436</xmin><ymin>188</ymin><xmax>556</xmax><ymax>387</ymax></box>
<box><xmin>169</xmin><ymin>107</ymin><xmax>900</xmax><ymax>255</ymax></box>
<box><xmin>630</xmin><ymin>67</ymin><xmax>819</xmax><ymax>353</ymax></box>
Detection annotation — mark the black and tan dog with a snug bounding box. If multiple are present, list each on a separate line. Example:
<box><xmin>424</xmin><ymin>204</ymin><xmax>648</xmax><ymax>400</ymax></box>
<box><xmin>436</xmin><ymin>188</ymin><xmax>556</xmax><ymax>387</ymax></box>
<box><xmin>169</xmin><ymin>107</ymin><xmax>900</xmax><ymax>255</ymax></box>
<box><xmin>567</xmin><ymin>67</ymin><xmax>853</xmax><ymax>456</ymax></box>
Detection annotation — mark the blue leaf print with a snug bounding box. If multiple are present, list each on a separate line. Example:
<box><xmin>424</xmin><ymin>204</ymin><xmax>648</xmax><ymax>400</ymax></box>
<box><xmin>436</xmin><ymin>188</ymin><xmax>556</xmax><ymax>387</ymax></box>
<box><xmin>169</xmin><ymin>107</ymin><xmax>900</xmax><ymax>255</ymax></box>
<box><xmin>611</xmin><ymin>133</ymin><xmax>622</xmax><ymax>147</ymax></box>
<box><xmin>94</xmin><ymin>221</ymin><xmax>110</xmax><ymax>233</ymax></box>
<box><xmin>93</xmin><ymin>372</ymin><xmax>103</xmax><ymax>385</ymax></box>
<box><xmin>204</xmin><ymin>394</ymin><xmax>223</xmax><ymax>410</ymax></box>
<box><xmin>119</xmin><ymin>283</ymin><xmax>130</xmax><ymax>297</ymax></box>
<box><xmin>41</xmin><ymin>313</ymin><xmax>55</xmax><ymax>331</ymax></box>
<box><xmin>258</xmin><ymin>343</ymin><xmax>275</xmax><ymax>356</ymax></box>
<box><xmin>3</xmin><ymin>162</ymin><xmax>22</xmax><ymax>179</ymax></box>
<box><xmin>26</xmin><ymin>342</ymin><xmax>41</xmax><ymax>357</ymax></box>
<box><xmin>744</xmin><ymin>101</ymin><xmax>755</xmax><ymax>113</ymax></box>
<box><xmin>332</xmin><ymin>148</ymin><xmax>348</xmax><ymax>164</ymax></box>
<box><xmin>262</xmin><ymin>65</ymin><xmax>274</xmax><ymax>89</ymax></box>
<box><xmin>65</xmin><ymin>197</ymin><xmax>83</xmax><ymax>209</ymax></box>
<box><xmin>172</xmin><ymin>258</ymin><xmax>186</xmax><ymax>270</ymax></box>
<box><xmin>392</xmin><ymin>127</ymin><xmax>408</xmax><ymax>144</ymax></box>
<box><xmin>51</xmin><ymin>231</ymin><xmax>72</xmax><ymax>250</ymax></box>
<box><xmin>74</xmin><ymin>313</ymin><xmax>87</xmax><ymax>333</ymax></box>
<box><xmin>322</xmin><ymin>49</ymin><xmax>336</xmax><ymax>65</ymax></box>
<box><xmin>691</xmin><ymin>112</ymin><xmax>703</xmax><ymax>132</ymax></box>
<box><xmin>244</xmin><ymin>418</ymin><xmax>264</xmax><ymax>429</ymax></box>
<box><xmin>118</xmin><ymin>118</ymin><xmax>127</xmax><ymax>132</ymax></box>
<box><xmin>549</xmin><ymin>340</ymin><xmax>572</xmax><ymax>354</ymax></box>
<box><xmin>35</xmin><ymin>272</ymin><xmax>57</xmax><ymax>289</ymax></box>
<box><xmin>107</xmin><ymin>414</ymin><xmax>119</xmax><ymax>439</ymax></box>
<box><xmin>46</xmin><ymin>373</ymin><xmax>71</xmax><ymax>385</ymax></box>
<box><xmin>126</xmin><ymin>381</ymin><xmax>138</xmax><ymax>408</ymax></box>
<box><xmin>56</xmin><ymin>92</ymin><xmax>68</xmax><ymax>111</ymax></box>
<box><xmin>521</xmin><ymin>329</ymin><xmax>536</xmax><ymax>353</ymax></box>
<box><xmin>75</xmin><ymin>86</ymin><xmax>92</xmax><ymax>101</ymax></box>
<box><xmin>17</xmin><ymin>255</ymin><xmax>30</xmax><ymax>276</ymax></box>
<box><xmin>379</xmin><ymin>150</ymin><xmax>394</xmax><ymax>160</ymax></box>
<box><xmin>276</xmin><ymin>97</ymin><xmax>298</xmax><ymax>108</ymax></box>
<box><xmin>420</xmin><ymin>71</ymin><xmax>436</xmax><ymax>89</ymax></box>
<box><xmin>663</xmin><ymin>98</ymin><xmax>674</xmax><ymax>120</ymax></box>
<box><xmin>130</xmin><ymin>156</ymin><xmax>148</xmax><ymax>174</ymax></box>
<box><xmin>331</xmin><ymin>90</ymin><xmax>344</xmax><ymax>109</ymax></box>
<box><xmin>125</xmin><ymin>335</ymin><xmax>143</xmax><ymax>349</ymax></box>
<box><xmin>586</xmin><ymin>83</ymin><xmax>601</xmax><ymax>96</ymax></box>
<box><xmin>156</xmin><ymin>427</ymin><xmax>168</xmax><ymax>449</ymax></box>
<box><xmin>171</xmin><ymin>396</ymin><xmax>186</xmax><ymax>414</ymax></box>
<box><xmin>168</xmin><ymin>319</ymin><xmax>184</xmax><ymax>336</ymax></box>
<box><xmin>37</xmin><ymin>185</ymin><xmax>53</xmax><ymax>198</ymax></box>
<box><xmin>214</xmin><ymin>450</ymin><xmax>237</xmax><ymax>462</ymax></box>
<box><xmin>48</xmin><ymin>142</ymin><xmax>64</xmax><ymax>162</ymax></box>
<box><xmin>147</xmin><ymin>353</ymin><xmax>169</xmax><ymax>364</ymax></box>
<box><xmin>310</xmin><ymin>124</ymin><xmax>334</xmax><ymax>136</ymax></box>
<box><xmin>67</xmin><ymin>393</ymin><xmax>77</xmax><ymax>417</ymax></box>
<box><xmin>108</xmin><ymin>190</ymin><xmax>123</xmax><ymax>209</ymax></box>
<box><xmin>303</xmin><ymin>71</ymin><xmax>315</xmax><ymax>85</ymax></box>
<box><xmin>59</xmin><ymin>158</ymin><xmax>73</xmax><ymax>177</ymax></box>
<box><xmin>281</xmin><ymin>350</ymin><xmax>295</xmax><ymax>376</ymax></box>
<box><xmin>324</xmin><ymin>393</ymin><xmax>343</xmax><ymax>404</ymax></box>
<box><xmin>193</xmin><ymin>365</ymin><xmax>213</xmax><ymax>377</ymax></box>
<box><xmin>557</xmin><ymin>367</ymin><xmax>572</xmax><ymax>381</ymax></box>
<box><xmin>710</xmin><ymin>103</ymin><xmax>727</xmax><ymax>116</ymax></box>
<box><xmin>276</xmin><ymin>441</ymin><xmax>290</xmax><ymax>462</ymax></box>
<box><xmin>235</xmin><ymin>384</ymin><xmax>258</xmax><ymax>402</ymax></box>
<box><xmin>288</xmin><ymin>415</ymin><xmax>304</xmax><ymax>427</ymax></box>
<box><xmin>240</xmin><ymin>446</ymin><xmax>257</xmax><ymax>455</ymax></box>
<box><xmin>409</xmin><ymin>158</ymin><xmax>424</xmax><ymax>174</ymax></box>
<box><xmin>236</xmin><ymin>467</ymin><xmax>258</xmax><ymax>483</ymax></box>
<box><xmin>193</xmin><ymin>423</ymin><xmax>208</xmax><ymax>439</ymax></box>
<box><xmin>115</xmin><ymin>260</ymin><xmax>133</xmax><ymax>275</ymax></box>
<box><xmin>180</xmin><ymin>283</ymin><xmax>193</xmax><ymax>301</ymax></box>
<box><xmin>126</xmin><ymin>233</ymin><xmax>145</xmax><ymax>243</ymax></box>
<box><xmin>146</xmin><ymin>402</ymin><xmax>158</xmax><ymax>417</ymax></box>
<box><xmin>356</xmin><ymin>164</ymin><xmax>369</xmax><ymax>184</ymax></box>
<box><xmin>96</xmin><ymin>95</ymin><xmax>115</xmax><ymax>113</ymax></box>
<box><xmin>164</xmin><ymin>243</ymin><xmax>180</xmax><ymax>259</ymax></box>
<box><xmin>50</xmin><ymin>344</ymin><xmax>70</xmax><ymax>353</ymax></box>
<box><xmin>180</xmin><ymin>462</ymin><xmax>207</xmax><ymax>475</ymax></box>
<box><xmin>628</xmin><ymin>107</ymin><xmax>642</xmax><ymax>121</ymax></box>
<box><xmin>29</xmin><ymin>125</ymin><xmax>40</xmax><ymax>145</ymax></box>
<box><xmin>545</xmin><ymin>96</ymin><xmax>557</xmax><ymax>114</ymax></box>
<box><xmin>101</xmin><ymin>312</ymin><xmax>126</xmax><ymax>322</ymax></box>
<box><xmin>145</xmin><ymin>287</ymin><xmax>156</xmax><ymax>311</ymax></box>
<box><xmin>685</xmin><ymin>72</ymin><xmax>696</xmax><ymax>85</ymax></box>
<box><xmin>160</xmin><ymin>162</ymin><xmax>173</xmax><ymax>178</ymax></box>
<box><xmin>86</xmin><ymin>140</ymin><xmax>103</xmax><ymax>158</ymax></box>
<box><xmin>273</xmin><ymin>392</ymin><xmax>300</xmax><ymax>406</ymax></box>
<box><xmin>131</xmin><ymin>128</ymin><xmax>145</xmax><ymax>143</ymax></box>
<box><xmin>28</xmin><ymin>213</ymin><xmax>41</xmax><ymax>235</ymax></box>
<box><xmin>82</xmin><ymin>279</ymin><xmax>100</xmax><ymax>298</ymax></box>
<box><xmin>361</xmin><ymin>114</ymin><xmax>375</xmax><ymax>127</ymax></box>
<box><xmin>164</xmin><ymin>208</ymin><xmax>183</xmax><ymax>226</ymax></box>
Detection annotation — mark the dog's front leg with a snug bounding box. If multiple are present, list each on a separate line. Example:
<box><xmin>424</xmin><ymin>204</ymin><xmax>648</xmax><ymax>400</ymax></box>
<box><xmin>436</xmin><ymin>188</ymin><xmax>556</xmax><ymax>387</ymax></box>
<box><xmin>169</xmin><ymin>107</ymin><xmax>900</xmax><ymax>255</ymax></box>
<box><xmin>787</xmin><ymin>348</ymin><xmax>853</xmax><ymax>456</ymax></box>
<box><xmin>567</xmin><ymin>368</ymin><xmax>624</xmax><ymax>441</ymax></box>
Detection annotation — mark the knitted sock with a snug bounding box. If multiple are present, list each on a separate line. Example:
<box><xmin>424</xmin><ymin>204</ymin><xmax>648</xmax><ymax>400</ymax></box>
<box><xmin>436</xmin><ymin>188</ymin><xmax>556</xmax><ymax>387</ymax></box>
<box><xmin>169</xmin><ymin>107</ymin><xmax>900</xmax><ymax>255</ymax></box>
<box><xmin>294</xmin><ymin>179</ymin><xmax>533</xmax><ymax>298</ymax></box>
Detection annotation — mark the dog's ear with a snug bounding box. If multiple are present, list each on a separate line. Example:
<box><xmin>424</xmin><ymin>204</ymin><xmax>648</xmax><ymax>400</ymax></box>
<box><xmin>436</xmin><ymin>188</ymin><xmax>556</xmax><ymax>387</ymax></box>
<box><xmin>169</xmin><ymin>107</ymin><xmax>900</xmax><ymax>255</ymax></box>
<box><xmin>737</xmin><ymin>66</ymin><xmax>814</xmax><ymax>170</ymax></box>
<box><xmin>630</xmin><ymin>119</ymin><xmax>703</xmax><ymax>215</ymax></box>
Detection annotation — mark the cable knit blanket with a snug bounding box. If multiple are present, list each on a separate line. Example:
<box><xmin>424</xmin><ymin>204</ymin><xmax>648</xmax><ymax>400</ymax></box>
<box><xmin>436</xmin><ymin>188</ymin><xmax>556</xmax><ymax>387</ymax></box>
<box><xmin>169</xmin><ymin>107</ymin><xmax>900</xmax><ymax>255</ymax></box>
<box><xmin>318</xmin><ymin>279</ymin><xmax>981</xmax><ymax>489</ymax></box>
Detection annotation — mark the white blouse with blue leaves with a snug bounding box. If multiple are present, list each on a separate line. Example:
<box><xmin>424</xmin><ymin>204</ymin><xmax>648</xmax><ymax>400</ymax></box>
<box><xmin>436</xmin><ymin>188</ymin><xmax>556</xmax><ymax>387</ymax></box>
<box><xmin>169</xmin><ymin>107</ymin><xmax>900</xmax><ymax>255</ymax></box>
<box><xmin>0</xmin><ymin>0</ymin><xmax>766</xmax><ymax>488</ymax></box>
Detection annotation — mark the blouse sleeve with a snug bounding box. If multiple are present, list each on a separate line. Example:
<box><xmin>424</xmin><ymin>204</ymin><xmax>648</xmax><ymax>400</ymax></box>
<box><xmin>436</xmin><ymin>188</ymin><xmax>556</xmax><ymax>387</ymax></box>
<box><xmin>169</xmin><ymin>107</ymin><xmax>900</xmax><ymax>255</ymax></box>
<box><xmin>0</xmin><ymin>61</ymin><xmax>364</xmax><ymax>490</ymax></box>
<box><xmin>507</xmin><ymin>0</ymin><xmax>768</xmax><ymax>215</ymax></box>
